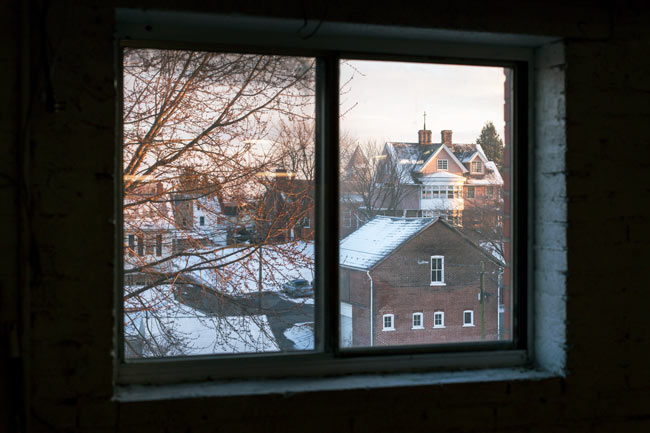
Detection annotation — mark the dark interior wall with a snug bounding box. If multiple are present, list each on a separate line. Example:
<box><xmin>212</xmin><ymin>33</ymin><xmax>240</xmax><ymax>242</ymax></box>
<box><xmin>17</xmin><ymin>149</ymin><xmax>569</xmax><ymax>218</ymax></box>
<box><xmin>2</xmin><ymin>1</ymin><xmax>649</xmax><ymax>432</ymax></box>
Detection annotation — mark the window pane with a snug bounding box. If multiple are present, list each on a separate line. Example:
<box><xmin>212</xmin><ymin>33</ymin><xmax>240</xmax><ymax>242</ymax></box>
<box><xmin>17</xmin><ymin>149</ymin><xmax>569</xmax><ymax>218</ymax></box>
<box><xmin>339</xmin><ymin>59</ymin><xmax>511</xmax><ymax>348</ymax></box>
<box><xmin>122</xmin><ymin>49</ymin><xmax>316</xmax><ymax>358</ymax></box>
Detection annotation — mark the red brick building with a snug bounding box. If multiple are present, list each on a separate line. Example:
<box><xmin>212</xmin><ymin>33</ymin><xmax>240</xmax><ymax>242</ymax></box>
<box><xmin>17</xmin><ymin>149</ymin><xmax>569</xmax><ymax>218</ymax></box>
<box><xmin>339</xmin><ymin>216</ymin><xmax>504</xmax><ymax>347</ymax></box>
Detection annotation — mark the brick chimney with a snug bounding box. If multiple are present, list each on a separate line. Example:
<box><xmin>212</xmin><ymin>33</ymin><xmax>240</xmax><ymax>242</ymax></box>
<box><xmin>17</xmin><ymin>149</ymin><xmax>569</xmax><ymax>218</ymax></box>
<box><xmin>418</xmin><ymin>111</ymin><xmax>432</xmax><ymax>145</ymax></box>
<box><xmin>441</xmin><ymin>130</ymin><xmax>453</xmax><ymax>147</ymax></box>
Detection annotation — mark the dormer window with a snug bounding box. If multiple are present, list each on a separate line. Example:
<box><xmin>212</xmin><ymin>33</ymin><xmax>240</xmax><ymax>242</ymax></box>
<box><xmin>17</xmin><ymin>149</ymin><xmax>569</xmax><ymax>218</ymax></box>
<box><xmin>471</xmin><ymin>161</ymin><xmax>483</xmax><ymax>173</ymax></box>
<box><xmin>437</xmin><ymin>159</ymin><xmax>448</xmax><ymax>170</ymax></box>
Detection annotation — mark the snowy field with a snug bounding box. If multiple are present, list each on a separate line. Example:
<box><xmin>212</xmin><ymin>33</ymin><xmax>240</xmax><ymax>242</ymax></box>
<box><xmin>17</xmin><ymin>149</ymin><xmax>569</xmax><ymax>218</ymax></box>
<box><xmin>124</xmin><ymin>285</ymin><xmax>279</xmax><ymax>357</ymax></box>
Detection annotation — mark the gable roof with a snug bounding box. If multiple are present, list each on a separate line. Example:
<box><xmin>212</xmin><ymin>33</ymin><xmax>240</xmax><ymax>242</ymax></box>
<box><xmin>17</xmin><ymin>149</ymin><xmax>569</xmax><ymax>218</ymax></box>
<box><xmin>339</xmin><ymin>216</ymin><xmax>505</xmax><ymax>271</ymax></box>
<box><xmin>417</xmin><ymin>143</ymin><xmax>469</xmax><ymax>174</ymax></box>
<box><xmin>339</xmin><ymin>216</ymin><xmax>435</xmax><ymax>270</ymax></box>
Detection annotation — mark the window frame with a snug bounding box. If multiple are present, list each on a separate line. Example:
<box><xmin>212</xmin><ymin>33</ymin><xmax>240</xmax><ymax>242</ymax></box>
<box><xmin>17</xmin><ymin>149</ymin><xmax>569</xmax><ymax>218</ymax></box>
<box><xmin>437</xmin><ymin>159</ymin><xmax>448</xmax><ymax>170</ymax></box>
<box><xmin>412</xmin><ymin>312</ymin><xmax>424</xmax><ymax>329</ymax></box>
<box><xmin>430</xmin><ymin>255</ymin><xmax>445</xmax><ymax>286</ymax></box>
<box><xmin>433</xmin><ymin>312</ymin><xmax>445</xmax><ymax>329</ymax></box>
<box><xmin>114</xmin><ymin>8</ymin><xmax>541</xmax><ymax>387</ymax></box>
<box><xmin>382</xmin><ymin>314</ymin><xmax>395</xmax><ymax>331</ymax></box>
<box><xmin>463</xmin><ymin>310</ymin><xmax>475</xmax><ymax>327</ymax></box>
<box><xmin>471</xmin><ymin>160</ymin><xmax>483</xmax><ymax>173</ymax></box>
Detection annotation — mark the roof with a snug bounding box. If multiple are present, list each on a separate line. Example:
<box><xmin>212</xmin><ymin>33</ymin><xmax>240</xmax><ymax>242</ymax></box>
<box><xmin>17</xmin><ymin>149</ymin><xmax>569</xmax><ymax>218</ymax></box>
<box><xmin>339</xmin><ymin>216</ymin><xmax>434</xmax><ymax>270</ymax></box>
<box><xmin>339</xmin><ymin>216</ymin><xmax>506</xmax><ymax>271</ymax></box>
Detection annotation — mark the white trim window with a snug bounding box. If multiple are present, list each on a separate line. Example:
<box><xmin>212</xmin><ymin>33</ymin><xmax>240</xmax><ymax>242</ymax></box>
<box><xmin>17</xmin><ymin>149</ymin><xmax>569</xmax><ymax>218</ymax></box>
<box><xmin>437</xmin><ymin>159</ymin><xmax>448</xmax><ymax>170</ymax></box>
<box><xmin>302</xmin><ymin>216</ymin><xmax>311</xmax><ymax>228</ymax></box>
<box><xmin>430</xmin><ymin>255</ymin><xmax>444</xmax><ymax>285</ymax></box>
<box><xmin>466</xmin><ymin>185</ymin><xmax>475</xmax><ymax>199</ymax></box>
<box><xmin>433</xmin><ymin>311</ymin><xmax>445</xmax><ymax>328</ymax></box>
<box><xmin>382</xmin><ymin>314</ymin><xmax>395</xmax><ymax>331</ymax></box>
<box><xmin>471</xmin><ymin>160</ymin><xmax>483</xmax><ymax>173</ymax></box>
<box><xmin>412</xmin><ymin>313</ymin><xmax>423</xmax><ymax>329</ymax></box>
<box><xmin>463</xmin><ymin>310</ymin><xmax>475</xmax><ymax>327</ymax></box>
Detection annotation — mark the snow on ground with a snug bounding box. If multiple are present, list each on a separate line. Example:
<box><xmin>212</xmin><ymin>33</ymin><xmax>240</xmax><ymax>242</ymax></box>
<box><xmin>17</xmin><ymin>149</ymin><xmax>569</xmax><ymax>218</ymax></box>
<box><xmin>124</xmin><ymin>285</ymin><xmax>279</xmax><ymax>357</ymax></box>
<box><xmin>170</xmin><ymin>241</ymin><xmax>314</xmax><ymax>296</ymax></box>
<box><xmin>283</xmin><ymin>322</ymin><xmax>314</xmax><ymax>350</ymax></box>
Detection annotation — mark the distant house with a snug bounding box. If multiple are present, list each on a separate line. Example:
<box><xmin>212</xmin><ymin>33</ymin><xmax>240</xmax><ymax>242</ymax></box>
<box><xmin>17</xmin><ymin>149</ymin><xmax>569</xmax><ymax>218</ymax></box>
<box><xmin>123</xmin><ymin>181</ymin><xmax>228</xmax><ymax>284</ymax></box>
<box><xmin>339</xmin><ymin>216</ymin><xmax>504</xmax><ymax>347</ymax></box>
<box><xmin>258</xmin><ymin>169</ymin><xmax>314</xmax><ymax>243</ymax></box>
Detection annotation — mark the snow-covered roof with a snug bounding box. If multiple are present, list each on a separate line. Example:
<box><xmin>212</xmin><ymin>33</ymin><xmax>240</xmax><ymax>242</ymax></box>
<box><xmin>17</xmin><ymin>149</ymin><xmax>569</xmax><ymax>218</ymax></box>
<box><xmin>384</xmin><ymin>142</ymin><xmax>425</xmax><ymax>184</ymax></box>
<box><xmin>466</xmin><ymin>161</ymin><xmax>503</xmax><ymax>186</ymax></box>
<box><xmin>339</xmin><ymin>216</ymin><xmax>434</xmax><ymax>270</ymax></box>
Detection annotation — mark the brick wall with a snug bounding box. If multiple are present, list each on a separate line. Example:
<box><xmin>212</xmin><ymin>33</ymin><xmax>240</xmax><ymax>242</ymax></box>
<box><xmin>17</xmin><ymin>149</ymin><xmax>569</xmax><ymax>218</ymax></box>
<box><xmin>3</xmin><ymin>1</ymin><xmax>650</xmax><ymax>433</ymax></box>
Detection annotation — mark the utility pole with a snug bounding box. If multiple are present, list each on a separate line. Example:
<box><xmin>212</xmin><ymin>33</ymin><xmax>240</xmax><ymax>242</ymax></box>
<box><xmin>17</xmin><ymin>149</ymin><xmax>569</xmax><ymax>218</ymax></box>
<box><xmin>479</xmin><ymin>262</ymin><xmax>485</xmax><ymax>340</ymax></box>
<box><xmin>258</xmin><ymin>244</ymin><xmax>263</xmax><ymax>311</ymax></box>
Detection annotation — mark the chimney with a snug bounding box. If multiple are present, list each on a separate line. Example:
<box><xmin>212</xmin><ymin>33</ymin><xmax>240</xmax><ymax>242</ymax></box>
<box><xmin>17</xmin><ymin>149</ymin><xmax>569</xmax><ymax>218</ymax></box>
<box><xmin>418</xmin><ymin>111</ymin><xmax>432</xmax><ymax>145</ymax></box>
<box><xmin>441</xmin><ymin>130</ymin><xmax>453</xmax><ymax>147</ymax></box>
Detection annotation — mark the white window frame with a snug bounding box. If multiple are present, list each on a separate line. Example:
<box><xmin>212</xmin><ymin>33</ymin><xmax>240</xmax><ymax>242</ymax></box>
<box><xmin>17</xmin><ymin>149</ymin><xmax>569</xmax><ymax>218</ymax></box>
<box><xmin>114</xmin><ymin>9</ymin><xmax>568</xmax><ymax>391</ymax></box>
<box><xmin>382</xmin><ymin>314</ymin><xmax>395</xmax><ymax>331</ymax></box>
<box><xmin>412</xmin><ymin>313</ymin><xmax>424</xmax><ymax>329</ymax></box>
<box><xmin>463</xmin><ymin>310</ymin><xmax>475</xmax><ymax>327</ymax></box>
<box><xmin>471</xmin><ymin>160</ymin><xmax>483</xmax><ymax>173</ymax></box>
<box><xmin>430</xmin><ymin>255</ymin><xmax>445</xmax><ymax>286</ymax></box>
<box><xmin>466</xmin><ymin>186</ymin><xmax>475</xmax><ymax>199</ymax></box>
<box><xmin>433</xmin><ymin>312</ymin><xmax>445</xmax><ymax>329</ymax></box>
<box><xmin>437</xmin><ymin>159</ymin><xmax>448</xmax><ymax>170</ymax></box>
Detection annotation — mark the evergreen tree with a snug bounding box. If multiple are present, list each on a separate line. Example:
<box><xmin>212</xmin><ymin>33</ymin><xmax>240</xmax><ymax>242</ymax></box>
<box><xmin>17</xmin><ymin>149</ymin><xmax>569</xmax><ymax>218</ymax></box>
<box><xmin>475</xmin><ymin>121</ymin><xmax>504</xmax><ymax>171</ymax></box>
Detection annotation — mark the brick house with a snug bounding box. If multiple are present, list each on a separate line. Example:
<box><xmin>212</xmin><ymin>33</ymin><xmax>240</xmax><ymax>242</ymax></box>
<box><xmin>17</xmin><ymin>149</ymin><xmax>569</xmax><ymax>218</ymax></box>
<box><xmin>339</xmin><ymin>216</ymin><xmax>504</xmax><ymax>347</ymax></box>
<box><xmin>258</xmin><ymin>169</ymin><xmax>314</xmax><ymax>243</ymax></box>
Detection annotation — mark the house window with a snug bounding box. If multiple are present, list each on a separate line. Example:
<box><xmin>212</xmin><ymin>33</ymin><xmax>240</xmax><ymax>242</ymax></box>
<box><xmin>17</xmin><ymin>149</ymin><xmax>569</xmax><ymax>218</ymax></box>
<box><xmin>199</xmin><ymin>216</ymin><xmax>205</xmax><ymax>226</ymax></box>
<box><xmin>487</xmin><ymin>186</ymin><xmax>494</xmax><ymax>199</ymax></box>
<box><xmin>382</xmin><ymin>314</ymin><xmax>395</xmax><ymax>331</ymax></box>
<box><xmin>127</xmin><ymin>234</ymin><xmax>135</xmax><ymax>257</ymax></box>
<box><xmin>412</xmin><ymin>313</ymin><xmax>423</xmax><ymax>329</ymax></box>
<box><xmin>463</xmin><ymin>310</ymin><xmax>475</xmax><ymax>327</ymax></box>
<box><xmin>433</xmin><ymin>312</ymin><xmax>445</xmax><ymax>328</ymax></box>
<box><xmin>343</xmin><ymin>209</ymin><xmax>352</xmax><ymax>228</ymax></box>
<box><xmin>437</xmin><ymin>159</ymin><xmax>448</xmax><ymax>170</ymax></box>
<box><xmin>302</xmin><ymin>216</ymin><xmax>311</xmax><ymax>228</ymax></box>
<box><xmin>156</xmin><ymin>234</ymin><xmax>162</xmax><ymax>256</ymax></box>
<box><xmin>471</xmin><ymin>161</ymin><xmax>483</xmax><ymax>173</ymax></box>
<box><xmin>136</xmin><ymin>234</ymin><xmax>144</xmax><ymax>256</ymax></box>
<box><xmin>447</xmin><ymin>186</ymin><xmax>454</xmax><ymax>199</ymax></box>
<box><xmin>431</xmin><ymin>256</ymin><xmax>444</xmax><ymax>285</ymax></box>
<box><xmin>466</xmin><ymin>186</ymin><xmax>475</xmax><ymax>199</ymax></box>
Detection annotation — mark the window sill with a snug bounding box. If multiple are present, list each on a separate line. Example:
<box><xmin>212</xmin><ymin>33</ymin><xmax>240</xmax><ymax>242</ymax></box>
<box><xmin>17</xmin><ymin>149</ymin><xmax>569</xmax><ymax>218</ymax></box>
<box><xmin>433</xmin><ymin>325</ymin><xmax>446</xmax><ymax>329</ymax></box>
<box><xmin>114</xmin><ymin>368</ymin><xmax>557</xmax><ymax>402</ymax></box>
<box><xmin>463</xmin><ymin>324</ymin><xmax>475</xmax><ymax>327</ymax></box>
<box><xmin>382</xmin><ymin>328</ymin><xmax>395</xmax><ymax>332</ymax></box>
<box><xmin>411</xmin><ymin>326</ymin><xmax>424</xmax><ymax>330</ymax></box>
<box><xmin>430</xmin><ymin>282</ymin><xmax>446</xmax><ymax>286</ymax></box>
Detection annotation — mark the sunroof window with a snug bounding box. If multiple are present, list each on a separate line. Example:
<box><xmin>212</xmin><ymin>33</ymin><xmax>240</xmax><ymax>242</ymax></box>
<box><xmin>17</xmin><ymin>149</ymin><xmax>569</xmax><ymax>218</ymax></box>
<box><xmin>339</xmin><ymin>60</ymin><xmax>512</xmax><ymax>348</ymax></box>
<box><xmin>122</xmin><ymin>49</ymin><xmax>316</xmax><ymax>358</ymax></box>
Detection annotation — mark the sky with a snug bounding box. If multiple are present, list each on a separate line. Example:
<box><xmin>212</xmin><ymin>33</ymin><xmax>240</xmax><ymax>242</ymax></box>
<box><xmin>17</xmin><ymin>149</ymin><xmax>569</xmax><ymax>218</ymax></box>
<box><xmin>339</xmin><ymin>60</ymin><xmax>506</xmax><ymax>146</ymax></box>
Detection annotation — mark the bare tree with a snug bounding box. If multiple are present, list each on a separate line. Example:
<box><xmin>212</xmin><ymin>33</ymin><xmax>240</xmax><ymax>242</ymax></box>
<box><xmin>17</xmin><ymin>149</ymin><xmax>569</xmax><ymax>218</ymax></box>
<box><xmin>122</xmin><ymin>48</ymin><xmax>317</xmax><ymax>357</ymax></box>
<box><xmin>341</xmin><ymin>140</ymin><xmax>410</xmax><ymax>223</ymax></box>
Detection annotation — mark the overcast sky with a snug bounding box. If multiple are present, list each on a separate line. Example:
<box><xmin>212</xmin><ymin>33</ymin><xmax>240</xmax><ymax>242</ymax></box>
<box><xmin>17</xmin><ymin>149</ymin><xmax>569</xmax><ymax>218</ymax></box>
<box><xmin>339</xmin><ymin>60</ymin><xmax>506</xmax><ymax>146</ymax></box>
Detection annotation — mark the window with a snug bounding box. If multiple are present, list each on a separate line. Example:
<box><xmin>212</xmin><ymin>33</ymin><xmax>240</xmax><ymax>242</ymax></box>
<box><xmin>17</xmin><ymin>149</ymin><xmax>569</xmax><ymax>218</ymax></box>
<box><xmin>199</xmin><ymin>216</ymin><xmax>205</xmax><ymax>226</ymax></box>
<box><xmin>127</xmin><ymin>234</ymin><xmax>134</xmax><ymax>257</ymax></box>
<box><xmin>466</xmin><ymin>186</ymin><xmax>475</xmax><ymax>199</ymax></box>
<box><xmin>471</xmin><ymin>161</ymin><xmax>483</xmax><ymax>173</ymax></box>
<box><xmin>383</xmin><ymin>314</ymin><xmax>395</xmax><ymax>331</ymax></box>
<box><xmin>463</xmin><ymin>310</ymin><xmax>475</xmax><ymax>327</ymax></box>
<box><xmin>302</xmin><ymin>216</ymin><xmax>311</xmax><ymax>228</ymax></box>
<box><xmin>437</xmin><ymin>159</ymin><xmax>448</xmax><ymax>170</ymax></box>
<box><xmin>433</xmin><ymin>312</ymin><xmax>445</xmax><ymax>328</ymax></box>
<box><xmin>116</xmin><ymin>10</ymin><xmax>547</xmax><ymax>385</ymax></box>
<box><xmin>343</xmin><ymin>209</ymin><xmax>352</xmax><ymax>228</ymax></box>
<box><xmin>155</xmin><ymin>234</ymin><xmax>162</xmax><ymax>257</ymax></box>
<box><xmin>430</xmin><ymin>256</ymin><xmax>444</xmax><ymax>285</ymax></box>
<box><xmin>412</xmin><ymin>313</ymin><xmax>423</xmax><ymax>329</ymax></box>
<box><xmin>487</xmin><ymin>186</ymin><xmax>494</xmax><ymax>199</ymax></box>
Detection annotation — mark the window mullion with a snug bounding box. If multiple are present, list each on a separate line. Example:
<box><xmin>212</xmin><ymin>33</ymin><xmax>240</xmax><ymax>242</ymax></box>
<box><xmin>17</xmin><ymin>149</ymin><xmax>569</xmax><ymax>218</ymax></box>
<box><xmin>314</xmin><ymin>54</ymin><xmax>340</xmax><ymax>355</ymax></box>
